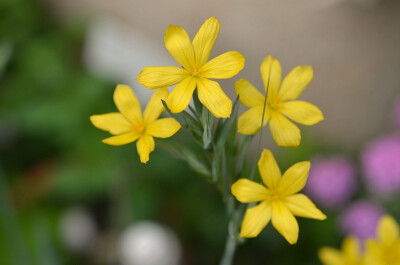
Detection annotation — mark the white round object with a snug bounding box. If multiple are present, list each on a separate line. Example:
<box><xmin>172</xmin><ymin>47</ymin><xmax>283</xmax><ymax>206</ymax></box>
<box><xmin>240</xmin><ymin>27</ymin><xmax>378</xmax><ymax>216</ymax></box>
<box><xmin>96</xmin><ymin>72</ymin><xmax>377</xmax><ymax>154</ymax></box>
<box><xmin>118</xmin><ymin>221</ymin><xmax>181</xmax><ymax>265</ymax></box>
<box><xmin>60</xmin><ymin>207</ymin><xmax>98</xmax><ymax>252</ymax></box>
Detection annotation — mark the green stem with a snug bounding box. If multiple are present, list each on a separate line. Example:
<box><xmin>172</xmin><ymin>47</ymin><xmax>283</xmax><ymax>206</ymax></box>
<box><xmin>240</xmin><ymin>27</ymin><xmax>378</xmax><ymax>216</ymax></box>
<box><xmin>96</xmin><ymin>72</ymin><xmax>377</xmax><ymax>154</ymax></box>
<box><xmin>219</xmin><ymin>64</ymin><xmax>273</xmax><ymax>265</ymax></box>
<box><xmin>219</xmin><ymin>230</ymin><xmax>237</xmax><ymax>265</ymax></box>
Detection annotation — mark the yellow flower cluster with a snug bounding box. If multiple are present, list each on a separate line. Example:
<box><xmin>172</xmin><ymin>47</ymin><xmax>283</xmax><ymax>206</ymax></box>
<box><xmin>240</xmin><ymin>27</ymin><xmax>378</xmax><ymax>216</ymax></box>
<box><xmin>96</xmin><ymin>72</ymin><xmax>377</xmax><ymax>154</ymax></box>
<box><xmin>319</xmin><ymin>215</ymin><xmax>400</xmax><ymax>265</ymax></box>
<box><xmin>89</xmin><ymin>16</ymin><xmax>326</xmax><ymax>246</ymax></box>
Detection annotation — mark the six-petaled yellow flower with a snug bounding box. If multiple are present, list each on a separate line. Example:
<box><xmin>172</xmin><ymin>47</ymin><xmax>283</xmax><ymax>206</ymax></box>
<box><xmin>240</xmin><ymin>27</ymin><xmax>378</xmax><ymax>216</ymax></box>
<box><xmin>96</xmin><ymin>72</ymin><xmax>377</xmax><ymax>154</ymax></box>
<box><xmin>319</xmin><ymin>236</ymin><xmax>366</xmax><ymax>265</ymax></box>
<box><xmin>137</xmin><ymin>16</ymin><xmax>245</xmax><ymax>118</ymax></box>
<box><xmin>231</xmin><ymin>149</ymin><xmax>326</xmax><ymax>244</ymax></box>
<box><xmin>365</xmin><ymin>215</ymin><xmax>400</xmax><ymax>265</ymax></box>
<box><xmin>235</xmin><ymin>55</ymin><xmax>324</xmax><ymax>146</ymax></box>
<box><xmin>90</xmin><ymin>85</ymin><xmax>181</xmax><ymax>163</ymax></box>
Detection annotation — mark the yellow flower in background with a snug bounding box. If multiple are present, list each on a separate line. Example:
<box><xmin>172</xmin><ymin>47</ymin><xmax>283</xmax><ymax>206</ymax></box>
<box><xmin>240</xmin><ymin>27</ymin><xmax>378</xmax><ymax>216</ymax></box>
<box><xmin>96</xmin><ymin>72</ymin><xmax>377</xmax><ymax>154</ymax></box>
<box><xmin>231</xmin><ymin>149</ymin><xmax>326</xmax><ymax>244</ymax></box>
<box><xmin>319</xmin><ymin>236</ymin><xmax>365</xmax><ymax>265</ymax></box>
<box><xmin>235</xmin><ymin>55</ymin><xmax>323</xmax><ymax>147</ymax></box>
<box><xmin>90</xmin><ymin>85</ymin><xmax>181</xmax><ymax>163</ymax></box>
<box><xmin>137</xmin><ymin>16</ymin><xmax>245</xmax><ymax>118</ymax></box>
<box><xmin>365</xmin><ymin>215</ymin><xmax>400</xmax><ymax>265</ymax></box>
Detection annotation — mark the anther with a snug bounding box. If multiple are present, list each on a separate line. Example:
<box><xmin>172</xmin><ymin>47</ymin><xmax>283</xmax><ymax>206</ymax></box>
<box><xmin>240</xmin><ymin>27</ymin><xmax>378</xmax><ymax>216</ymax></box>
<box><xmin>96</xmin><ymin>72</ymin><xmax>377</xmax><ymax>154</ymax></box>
<box><xmin>195</xmin><ymin>65</ymin><xmax>199</xmax><ymax>69</ymax></box>
<box><xmin>273</xmin><ymin>107</ymin><xmax>279</xmax><ymax>111</ymax></box>
<box><xmin>188</xmin><ymin>69</ymin><xmax>194</xmax><ymax>74</ymax></box>
<box><xmin>271</xmin><ymin>190</ymin><xmax>277</xmax><ymax>194</ymax></box>
<box><xmin>196</xmin><ymin>73</ymin><xmax>201</xmax><ymax>77</ymax></box>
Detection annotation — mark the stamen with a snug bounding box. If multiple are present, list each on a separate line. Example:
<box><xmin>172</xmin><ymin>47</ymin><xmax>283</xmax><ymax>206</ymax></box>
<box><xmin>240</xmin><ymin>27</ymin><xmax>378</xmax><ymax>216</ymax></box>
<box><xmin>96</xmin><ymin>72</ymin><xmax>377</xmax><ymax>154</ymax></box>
<box><xmin>188</xmin><ymin>69</ymin><xmax>194</xmax><ymax>74</ymax></box>
<box><xmin>196</xmin><ymin>73</ymin><xmax>201</xmax><ymax>77</ymax></box>
<box><xmin>273</xmin><ymin>107</ymin><xmax>279</xmax><ymax>111</ymax></box>
<box><xmin>270</xmin><ymin>197</ymin><xmax>275</xmax><ymax>201</ymax></box>
<box><xmin>271</xmin><ymin>190</ymin><xmax>277</xmax><ymax>194</ymax></box>
<box><xmin>195</xmin><ymin>65</ymin><xmax>199</xmax><ymax>69</ymax></box>
<box><xmin>138</xmin><ymin>128</ymin><xmax>143</xmax><ymax>133</ymax></box>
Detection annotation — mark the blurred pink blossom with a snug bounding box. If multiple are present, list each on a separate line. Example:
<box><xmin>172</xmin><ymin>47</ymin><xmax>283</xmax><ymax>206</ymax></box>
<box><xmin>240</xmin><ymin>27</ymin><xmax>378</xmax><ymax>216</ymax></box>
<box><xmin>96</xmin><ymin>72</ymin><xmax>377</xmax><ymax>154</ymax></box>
<box><xmin>305</xmin><ymin>156</ymin><xmax>356</xmax><ymax>209</ymax></box>
<box><xmin>339</xmin><ymin>200</ymin><xmax>384</xmax><ymax>240</ymax></box>
<box><xmin>362</xmin><ymin>133</ymin><xmax>400</xmax><ymax>195</ymax></box>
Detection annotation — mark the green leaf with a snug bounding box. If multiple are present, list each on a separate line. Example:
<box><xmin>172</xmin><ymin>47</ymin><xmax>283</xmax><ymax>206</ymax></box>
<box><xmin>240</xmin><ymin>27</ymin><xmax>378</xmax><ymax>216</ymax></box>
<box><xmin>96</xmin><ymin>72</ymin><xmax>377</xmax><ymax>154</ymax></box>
<box><xmin>201</xmin><ymin>106</ymin><xmax>213</xmax><ymax>150</ymax></box>
<box><xmin>236</xmin><ymin>135</ymin><xmax>253</xmax><ymax>178</ymax></box>
<box><xmin>192</xmin><ymin>89</ymin><xmax>203</xmax><ymax>117</ymax></box>
<box><xmin>157</xmin><ymin>141</ymin><xmax>212</xmax><ymax>180</ymax></box>
<box><xmin>215</xmin><ymin>97</ymin><xmax>240</xmax><ymax>150</ymax></box>
<box><xmin>161</xmin><ymin>100</ymin><xmax>203</xmax><ymax>141</ymax></box>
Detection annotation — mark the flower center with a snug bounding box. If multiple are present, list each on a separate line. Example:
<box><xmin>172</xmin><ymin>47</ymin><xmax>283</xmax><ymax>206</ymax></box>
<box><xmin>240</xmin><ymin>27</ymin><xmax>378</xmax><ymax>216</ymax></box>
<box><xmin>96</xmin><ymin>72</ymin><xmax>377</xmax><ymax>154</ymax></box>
<box><xmin>267</xmin><ymin>97</ymin><xmax>280</xmax><ymax>111</ymax></box>
<box><xmin>188</xmin><ymin>65</ymin><xmax>201</xmax><ymax>77</ymax></box>
<box><xmin>269</xmin><ymin>190</ymin><xmax>283</xmax><ymax>201</ymax></box>
<box><xmin>133</xmin><ymin>122</ymin><xmax>145</xmax><ymax>134</ymax></box>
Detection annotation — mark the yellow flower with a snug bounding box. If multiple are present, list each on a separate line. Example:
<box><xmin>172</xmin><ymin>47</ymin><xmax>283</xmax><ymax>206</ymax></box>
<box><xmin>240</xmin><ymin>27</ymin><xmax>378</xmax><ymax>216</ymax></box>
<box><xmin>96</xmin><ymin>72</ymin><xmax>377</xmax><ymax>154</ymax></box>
<box><xmin>137</xmin><ymin>16</ymin><xmax>245</xmax><ymax>118</ymax></box>
<box><xmin>235</xmin><ymin>55</ymin><xmax>324</xmax><ymax>147</ymax></box>
<box><xmin>319</xmin><ymin>236</ymin><xmax>365</xmax><ymax>265</ymax></box>
<box><xmin>231</xmin><ymin>149</ymin><xmax>326</xmax><ymax>244</ymax></box>
<box><xmin>365</xmin><ymin>215</ymin><xmax>400</xmax><ymax>265</ymax></box>
<box><xmin>90</xmin><ymin>85</ymin><xmax>181</xmax><ymax>163</ymax></box>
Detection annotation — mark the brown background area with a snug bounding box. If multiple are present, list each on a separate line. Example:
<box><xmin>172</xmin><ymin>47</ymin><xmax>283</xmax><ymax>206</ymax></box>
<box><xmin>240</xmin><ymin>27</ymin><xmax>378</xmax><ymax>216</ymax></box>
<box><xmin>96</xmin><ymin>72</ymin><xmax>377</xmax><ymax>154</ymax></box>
<box><xmin>45</xmin><ymin>0</ymin><xmax>400</xmax><ymax>150</ymax></box>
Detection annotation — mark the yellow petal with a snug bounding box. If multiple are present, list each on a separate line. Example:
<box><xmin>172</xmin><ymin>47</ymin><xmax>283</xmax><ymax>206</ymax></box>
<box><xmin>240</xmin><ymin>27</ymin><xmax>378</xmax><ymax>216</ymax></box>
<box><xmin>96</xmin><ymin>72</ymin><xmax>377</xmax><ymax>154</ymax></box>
<box><xmin>136</xmin><ymin>135</ymin><xmax>155</xmax><ymax>164</ymax></box>
<box><xmin>237</xmin><ymin>106</ymin><xmax>270</xmax><ymax>135</ymax></box>
<box><xmin>285</xmin><ymin>194</ymin><xmax>326</xmax><ymax>220</ymax></box>
<box><xmin>164</xmin><ymin>25</ymin><xmax>195</xmax><ymax>70</ymax></box>
<box><xmin>197</xmin><ymin>78</ymin><xmax>232</xmax><ymax>118</ymax></box>
<box><xmin>235</xmin><ymin>79</ymin><xmax>265</xmax><ymax>108</ymax></box>
<box><xmin>90</xmin><ymin>113</ymin><xmax>131</xmax><ymax>135</ymax></box>
<box><xmin>318</xmin><ymin>247</ymin><xmax>344</xmax><ymax>265</ymax></box>
<box><xmin>137</xmin><ymin>66</ymin><xmax>186</xmax><ymax>89</ymax></box>
<box><xmin>239</xmin><ymin>201</ymin><xmax>271</xmax><ymax>238</ymax></box>
<box><xmin>166</xmin><ymin>77</ymin><xmax>197</xmax><ymax>113</ymax></box>
<box><xmin>260</xmin><ymin>55</ymin><xmax>282</xmax><ymax>100</ymax></box>
<box><xmin>277</xmin><ymin>161</ymin><xmax>310</xmax><ymax>196</ymax></box>
<box><xmin>271</xmin><ymin>201</ymin><xmax>299</xmax><ymax>244</ymax></box>
<box><xmin>102</xmin><ymin>132</ymin><xmax>140</xmax><ymax>146</ymax></box>
<box><xmin>278</xmin><ymin>65</ymin><xmax>313</xmax><ymax>102</ymax></box>
<box><xmin>269</xmin><ymin>112</ymin><xmax>301</xmax><ymax>147</ymax></box>
<box><xmin>257</xmin><ymin>149</ymin><xmax>282</xmax><ymax>190</ymax></box>
<box><xmin>342</xmin><ymin>236</ymin><xmax>360</xmax><ymax>261</ymax></box>
<box><xmin>200</xmin><ymin>51</ymin><xmax>245</xmax><ymax>79</ymax></box>
<box><xmin>114</xmin><ymin>84</ymin><xmax>143</xmax><ymax>125</ymax></box>
<box><xmin>144</xmin><ymin>88</ymin><xmax>169</xmax><ymax>123</ymax></box>
<box><xmin>279</xmin><ymin>100</ymin><xmax>324</xmax><ymax>125</ymax></box>
<box><xmin>378</xmin><ymin>215</ymin><xmax>399</xmax><ymax>245</ymax></box>
<box><xmin>146</xmin><ymin>118</ymin><xmax>181</xmax><ymax>138</ymax></box>
<box><xmin>365</xmin><ymin>240</ymin><xmax>381</xmax><ymax>260</ymax></box>
<box><xmin>192</xmin><ymin>16</ymin><xmax>220</xmax><ymax>67</ymax></box>
<box><xmin>231</xmin><ymin>179</ymin><xmax>270</xmax><ymax>203</ymax></box>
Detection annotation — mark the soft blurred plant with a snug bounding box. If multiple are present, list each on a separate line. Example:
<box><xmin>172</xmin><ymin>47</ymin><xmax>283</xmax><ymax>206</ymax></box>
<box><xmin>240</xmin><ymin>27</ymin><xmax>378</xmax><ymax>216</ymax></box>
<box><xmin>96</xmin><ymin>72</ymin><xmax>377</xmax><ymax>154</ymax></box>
<box><xmin>339</xmin><ymin>200</ymin><xmax>384</xmax><ymax>241</ymax></box>
<box><xmin>319</xmin><ymin>215</ymin><xmax>400</xmax><ymax>265</ymax></box>
<box><xmin>361</xmin><ymin>133</ymin><xmax>400</xmax><ymax>197</ymax></box>
<box><xmin>305</xmin><ymin>155</ymin><xmax>356</xmax><ymax>209</ymax></box>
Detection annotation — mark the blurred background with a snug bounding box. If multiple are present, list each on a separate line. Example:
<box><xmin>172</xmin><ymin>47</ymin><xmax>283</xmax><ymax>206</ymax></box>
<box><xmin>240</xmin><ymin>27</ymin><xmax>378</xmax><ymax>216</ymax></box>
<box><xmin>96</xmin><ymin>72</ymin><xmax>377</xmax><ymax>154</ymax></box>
<box><xmin>1</xmin><ymin>0</ymin><xmax>400</xmax><ymax>264</ymax></box>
